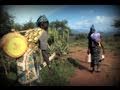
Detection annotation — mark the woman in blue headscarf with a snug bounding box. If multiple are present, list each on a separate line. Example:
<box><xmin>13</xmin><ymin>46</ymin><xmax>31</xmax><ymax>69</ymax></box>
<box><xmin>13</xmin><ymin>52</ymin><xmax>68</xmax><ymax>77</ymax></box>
<box><xmin>87</xmin><ymin>25</ymin><xmax>105</xmax><ymax>73</ymax></box>
<box><xmin>36</xmin><ymin>15</ymin><xmax>52</xmax><ymax>70</ymax></box>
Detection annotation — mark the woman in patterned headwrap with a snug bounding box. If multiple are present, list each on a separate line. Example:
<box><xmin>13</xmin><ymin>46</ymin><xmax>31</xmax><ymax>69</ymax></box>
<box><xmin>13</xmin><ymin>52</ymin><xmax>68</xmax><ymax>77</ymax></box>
<box><xmin>87</xmin><ymin>25</ymin><xmax>105</xmax><ymax>72</ymax></box>
<box><xmin>16</xmin><ymin>15</ymin><xmax>51</xmax><ymax>86</ymax></box>
<box><xmin>36</xmin><ymin>15</ymin><xmax>52</xmax><ymax>70</ymax></box>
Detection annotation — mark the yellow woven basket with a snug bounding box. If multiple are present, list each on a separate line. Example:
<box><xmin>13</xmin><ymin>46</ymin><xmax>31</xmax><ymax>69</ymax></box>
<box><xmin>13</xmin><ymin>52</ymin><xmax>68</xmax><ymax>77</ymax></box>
<box><xmin>2</xmin><ymin>32</ymin><xmax>28</xmax><ymax>58</ymax></box>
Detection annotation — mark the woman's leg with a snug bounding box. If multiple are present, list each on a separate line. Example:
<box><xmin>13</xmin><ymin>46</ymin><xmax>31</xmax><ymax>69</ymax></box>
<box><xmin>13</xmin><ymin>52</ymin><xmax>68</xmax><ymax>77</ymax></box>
<box><xmin>94</xmin><ymin>47</ymin><xmax>101</xmax><ymax>72</ymax></box>
<box><xmin>96</xmin><ymin>62</ymin><xmax>101</xmax><ymax>72</ymax></box>
<box><xmin>90</xmin><ymin>47</ymin><xmax>100</xmax><ymax>72</ymax></box>
<box><xmin>90</xmin><ymin>60</ymin><xmax>95</xmax><ymax>72</ymax></box>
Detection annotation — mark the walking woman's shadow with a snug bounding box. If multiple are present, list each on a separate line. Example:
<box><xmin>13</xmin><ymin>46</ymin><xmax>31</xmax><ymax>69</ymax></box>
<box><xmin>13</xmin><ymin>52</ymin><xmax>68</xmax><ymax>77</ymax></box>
<box><xmin>67</xmin><ymin>57</ymin><xmax>90</xmax><ymax>72</ymax></box>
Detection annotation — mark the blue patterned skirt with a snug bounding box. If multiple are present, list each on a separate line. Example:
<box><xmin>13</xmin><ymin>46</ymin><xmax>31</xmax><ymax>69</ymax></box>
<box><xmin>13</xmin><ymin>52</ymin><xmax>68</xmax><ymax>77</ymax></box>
<box><xmin>90</xmin><ymin>46</ymin><xmax>101</xmax><ymax>67</ymax></box>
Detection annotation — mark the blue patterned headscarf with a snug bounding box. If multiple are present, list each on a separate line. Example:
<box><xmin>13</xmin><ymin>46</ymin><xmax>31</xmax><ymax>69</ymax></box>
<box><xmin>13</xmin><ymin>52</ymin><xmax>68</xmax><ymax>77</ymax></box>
<box><xmin>91</xmin><ymin>24</ymin><xmax>95</xmax><ymax>32</ymax></box>
<box><xmin>88</xmin><ymin>24</ymin><xmax>96</xmax><ymax>39</ymax></box>
<box><xmin>36</xmin><ymin>15</ymin><xmax>49</xmax><ymax>27</ymax></box>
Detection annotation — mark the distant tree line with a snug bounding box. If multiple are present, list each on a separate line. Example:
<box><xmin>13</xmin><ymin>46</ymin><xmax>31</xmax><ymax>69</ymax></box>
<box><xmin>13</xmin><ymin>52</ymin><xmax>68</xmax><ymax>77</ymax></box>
<box><xmin>113</xmin><ymin>19</ymin><xmax>120</xmax><ymax>37</ymax></box>
<box><xmin>0</xmin><ymin>6</ymin><xmax>71</xmax><ymax>38</ymax></box>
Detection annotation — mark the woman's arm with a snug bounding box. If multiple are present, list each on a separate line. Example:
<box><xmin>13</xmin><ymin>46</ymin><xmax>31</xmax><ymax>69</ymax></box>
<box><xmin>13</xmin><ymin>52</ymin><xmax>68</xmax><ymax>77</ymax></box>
<box><xmin>100</xmin><ymin>35</ymin><xmax>105</xmax><ymax>54</ymax></box>
<box><xmin>87</xmin><ymin>39</ymin><xmax>91</xmax><ymax>54</ymax></box>
<box><xmin>100</xmin><ymin>42</ymin><xmax>105</xmax><ymax>54</ymax></box>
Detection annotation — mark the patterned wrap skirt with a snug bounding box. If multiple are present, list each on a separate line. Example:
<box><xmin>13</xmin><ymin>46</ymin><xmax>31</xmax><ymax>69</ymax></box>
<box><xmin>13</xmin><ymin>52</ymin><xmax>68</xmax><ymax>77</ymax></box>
<box><xmin>90</xmin><ymin>46</ymin><xmax>101</xmax><ymax>67</ymax></box>
<box><xmin>16</xmin><ymin>48</ymin><xmax>38</xmax><ymax>85</ymax></box>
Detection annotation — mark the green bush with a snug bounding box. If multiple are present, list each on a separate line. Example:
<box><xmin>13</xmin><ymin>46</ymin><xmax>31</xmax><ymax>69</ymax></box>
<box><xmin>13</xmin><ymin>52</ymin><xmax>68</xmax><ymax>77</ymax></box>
<box><xmin>39</xmin><ymin>58</ymin><xmax>75</xmax><ymax>86</ymax></box>
<box><xmin>75</xmin><ymin>33</ymin><xmax>87</xmax><ymax>40</ymax></box>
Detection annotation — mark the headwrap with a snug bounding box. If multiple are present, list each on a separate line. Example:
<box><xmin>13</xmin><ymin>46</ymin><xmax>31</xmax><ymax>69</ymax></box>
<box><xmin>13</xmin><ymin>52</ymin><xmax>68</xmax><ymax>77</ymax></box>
<box><xmin>91</xmin><ymin>24</ymin><xmax>95</xmax><ymax>33</ymax></box>
<box><xmin>36</xmin><ymin>15</ymin><xmax>49</xmax><ymax>27</ymax></box>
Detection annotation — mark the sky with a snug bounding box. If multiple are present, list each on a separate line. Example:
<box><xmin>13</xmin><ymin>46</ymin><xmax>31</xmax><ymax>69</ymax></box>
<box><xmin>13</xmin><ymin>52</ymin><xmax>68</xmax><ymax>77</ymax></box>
<box><xmin>4</xmin><ymin>5</ymin><xmax>120</xmax><ymax>32</ymax></box>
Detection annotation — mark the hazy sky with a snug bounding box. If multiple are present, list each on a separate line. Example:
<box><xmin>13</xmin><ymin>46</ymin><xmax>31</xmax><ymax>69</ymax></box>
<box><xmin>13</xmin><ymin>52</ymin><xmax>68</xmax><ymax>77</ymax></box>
<box><xmin>4</xmin><ymin>5</ymin><xmax>120</xmax><ymax>32</ymax></box>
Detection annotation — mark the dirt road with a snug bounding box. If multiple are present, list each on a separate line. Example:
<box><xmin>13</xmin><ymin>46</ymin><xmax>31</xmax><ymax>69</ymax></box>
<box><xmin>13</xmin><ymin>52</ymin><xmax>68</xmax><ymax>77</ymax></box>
<box><xmin>68</xmin><ymin>46</ymin><xmax>120</xmax><ymax>86</ymax></box>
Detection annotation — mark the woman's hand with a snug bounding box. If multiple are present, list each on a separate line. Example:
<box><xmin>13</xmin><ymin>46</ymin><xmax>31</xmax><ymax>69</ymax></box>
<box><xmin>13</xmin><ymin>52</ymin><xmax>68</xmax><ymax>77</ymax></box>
<box><xmin>100</xmin><ymin>42</ymin><xmax>105</xmax><ymax>54</ymax></box>
<box><xmin>87</xmin><ymin>49</ymin><xmax>90</xmax><ymax>54</ymax></box>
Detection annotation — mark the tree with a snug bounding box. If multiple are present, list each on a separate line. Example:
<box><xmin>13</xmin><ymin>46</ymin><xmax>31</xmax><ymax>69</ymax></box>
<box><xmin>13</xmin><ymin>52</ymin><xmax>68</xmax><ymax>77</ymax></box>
<box><xmin>60</xmin><ymin>20</ymin><xmax>68</xmax><ymax>30</ymax></box>
<box><xmin>22</xmin><ymin>20</ymin><xmax>35</xmax><ymax>30</ymax></box>
<box><xmin>49</xmin><ymin>20</ymin><xmax>59</xmax><ymax>30</ymax></box>
<box><xmin>49</xmin><ymin>20</ymin><xmax>70</xmax><ymax>31</ymax></box>
<box><xmin>112</xmin><ymin>19</ymin><xmax>120</xmax><ymax>37</ymax></box>
<box><xmin>113</xmin><ymin>19</ymin><xmax>120</xmax><ymax>30</ymax></box>
<box><xmin>12</xmin><ymin>23</ymin><xmax>23</xmax><ymax>31</ymax></box>
<box><xmin>49</xmin><ymin>22</ymin><xmax>56</xmax><ymax>30</ymax></box>
<box><xmin>0</xmin><ymin>6</ymin><xmax>14</xmax><ymax>38</ymax></box>
<box><xmin>49</xmin><ymin>20</ymin><xmax>72</xmax><ymax>39</ymax></box>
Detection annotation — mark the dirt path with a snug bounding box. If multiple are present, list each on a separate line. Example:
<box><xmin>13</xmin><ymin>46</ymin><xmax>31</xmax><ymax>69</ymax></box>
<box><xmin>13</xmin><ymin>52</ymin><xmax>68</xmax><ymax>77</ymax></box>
<box><xmin>68</xmin><ymin>46</ymin><xmax>120</xmax><ymax>86</ymax></box>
